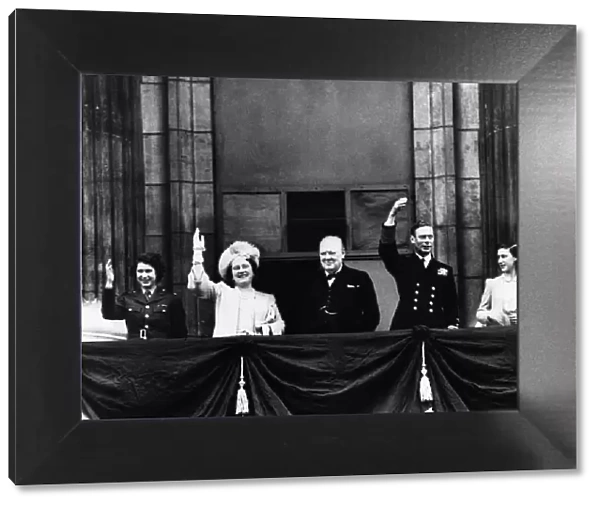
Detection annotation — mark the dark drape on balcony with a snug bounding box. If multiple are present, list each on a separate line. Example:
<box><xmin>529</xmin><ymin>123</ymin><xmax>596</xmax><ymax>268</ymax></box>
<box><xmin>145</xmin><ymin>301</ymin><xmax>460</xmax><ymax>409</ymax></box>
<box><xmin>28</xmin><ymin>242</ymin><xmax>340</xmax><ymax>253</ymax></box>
<box><xmin>82</xmin><ymin>328</ymin><xmax>517</xmax><ymax>419</ymax></box>
<box><xmin>243</xmin><ymin>333</ymin><xmax>422</xmax><ymax>416</ymax></box>
<box><xmin>82</xmin><ymin>338</ymin><xmax>240</xmax><ymax>419</ymax></box>
<box><xmin>479</xmin><ymin>84</ymin><xmax>519</xmax><ymax>278</ymax></box>
<box><xmin>426</xmin><ymin>325</ymin><xmax>517</xmax><ymax>412</ymax></box>
<box><xmin>82</xmin><ymin>75</ymin><xmax>145</xmax><ymax>301</ymax></box>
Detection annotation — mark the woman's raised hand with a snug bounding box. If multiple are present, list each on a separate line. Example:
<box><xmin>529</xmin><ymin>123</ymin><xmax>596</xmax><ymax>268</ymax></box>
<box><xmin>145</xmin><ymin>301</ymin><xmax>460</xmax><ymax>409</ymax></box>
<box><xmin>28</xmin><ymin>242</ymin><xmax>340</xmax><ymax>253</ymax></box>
<box><xmin>192</xmin><ymin>228</ymin><xmax>205</xmax><ymax>265</ymax></box>
<box><xmin>105</xmin><ymin>259</ymin><xmax>115</xmax><ymax>288</ymax></box>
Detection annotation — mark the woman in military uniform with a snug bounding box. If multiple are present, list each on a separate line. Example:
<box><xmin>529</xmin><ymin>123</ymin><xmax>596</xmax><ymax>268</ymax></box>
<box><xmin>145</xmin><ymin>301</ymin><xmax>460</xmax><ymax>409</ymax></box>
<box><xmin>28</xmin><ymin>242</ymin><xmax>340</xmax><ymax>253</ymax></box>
<box><xmin>102</xmin><ymin>252</ymin><xmax>188</xmax><ymax>340</ymax></box>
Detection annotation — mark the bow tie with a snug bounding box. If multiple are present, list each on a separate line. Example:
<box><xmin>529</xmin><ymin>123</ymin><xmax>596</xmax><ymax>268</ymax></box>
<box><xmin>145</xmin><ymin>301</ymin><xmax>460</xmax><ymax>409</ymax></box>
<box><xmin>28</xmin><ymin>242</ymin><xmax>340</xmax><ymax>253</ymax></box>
<box><xmin>326</xmin><ymin>273</ymin><xmax>337</xmax><ymax>281</ymax></box>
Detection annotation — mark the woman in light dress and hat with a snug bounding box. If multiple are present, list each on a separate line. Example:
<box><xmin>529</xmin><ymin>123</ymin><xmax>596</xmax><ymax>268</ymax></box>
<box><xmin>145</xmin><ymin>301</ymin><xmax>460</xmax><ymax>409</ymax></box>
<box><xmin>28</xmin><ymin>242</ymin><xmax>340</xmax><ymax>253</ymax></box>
<box><xmin>476</xmin><ymin>244</ymin><xmax>518</xmax><ymax>327</ymax></box>
<box><xmin>187</xmin><ymin>230</ymin><xmax>285</xmax><ymax>337</ymax></box>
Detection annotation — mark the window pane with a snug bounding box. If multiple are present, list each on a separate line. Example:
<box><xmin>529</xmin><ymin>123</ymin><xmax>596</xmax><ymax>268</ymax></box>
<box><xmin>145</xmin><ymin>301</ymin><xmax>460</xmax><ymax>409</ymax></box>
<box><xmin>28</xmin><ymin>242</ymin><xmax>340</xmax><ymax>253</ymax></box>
<box><xmin>287</xmin><ymin>191</ymin><xmax>345</xmax><ymax>220</ymax></box>
<box><xmin>287</xmin><ymin>219</ymin><xmax>347</xmax><ymax>253</ymax></box>
<box><xmin>222</xmin><ymin>193</ymin><xmax>282</xmax><ymax>252</ymax></box>
<box><xmin>351</xmin><ymin>190</ymin><xmax>410</xmax><ymax>250</ymax></box>
<box><xmin>287</xmin><ymin>191</ymin><xmax>346</xmax><ymax>252</ymax></box>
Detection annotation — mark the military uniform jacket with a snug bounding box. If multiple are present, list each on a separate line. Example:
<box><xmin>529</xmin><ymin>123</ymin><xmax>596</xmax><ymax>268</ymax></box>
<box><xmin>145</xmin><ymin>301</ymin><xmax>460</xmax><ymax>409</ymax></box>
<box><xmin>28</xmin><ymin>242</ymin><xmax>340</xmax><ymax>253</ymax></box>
<box><xmin>379</xmin><ymin>225</ymin><xmax>459</xmax><ymax>330</ymax></box>
<box><xmin>305</xmin><ymin>265</ymin><xmax>380</xmax><ymax>334</ymax></box>
<box><xmin>102</xmin><ymin>287</ymin><xmax>188</xmax><ymax>340</ymax></box>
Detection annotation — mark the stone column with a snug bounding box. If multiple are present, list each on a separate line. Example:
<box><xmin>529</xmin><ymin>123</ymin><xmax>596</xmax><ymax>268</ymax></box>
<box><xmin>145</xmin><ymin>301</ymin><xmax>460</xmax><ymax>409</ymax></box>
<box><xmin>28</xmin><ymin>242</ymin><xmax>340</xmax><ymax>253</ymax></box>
<box><xmin>454</xmin><ymin>83</ymin><xmax>484</xmax><ymax>327</ymax></box>
<box><xmin>166</xmin><ymin>77</ymin><xmax>216</xmax><ymax>336</ymax></box>
<box><xmin>141</xmin><ymin>76</ymin><xmax>169</xmax><ymax>266</ymax></box>
<box><xmin>412</xmin><ymin>82</ymin><xmax>458</xmax><ymax>270</ymax></box>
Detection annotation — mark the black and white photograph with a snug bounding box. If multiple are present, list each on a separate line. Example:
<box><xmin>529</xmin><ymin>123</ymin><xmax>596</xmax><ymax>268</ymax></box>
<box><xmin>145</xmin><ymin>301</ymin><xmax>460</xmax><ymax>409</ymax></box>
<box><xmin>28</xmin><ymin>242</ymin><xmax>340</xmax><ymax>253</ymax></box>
<box><xmin>81</xmin><ymin>76</ymin><xmax>518</xmax><ymax>418</ymax></box>
<box><xmin>8</xmin><ymin>4</ymin><xmax>578</xmax><ymax>488</ymax></box>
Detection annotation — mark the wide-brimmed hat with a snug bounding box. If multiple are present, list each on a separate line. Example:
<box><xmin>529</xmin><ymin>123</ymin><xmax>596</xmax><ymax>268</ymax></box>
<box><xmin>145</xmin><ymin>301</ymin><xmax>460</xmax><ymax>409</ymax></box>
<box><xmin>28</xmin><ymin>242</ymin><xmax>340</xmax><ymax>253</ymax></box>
<box><xmin>218</xmin><ymin>241</ymin><xmax>260</xmax><ymax>279</ymax></box>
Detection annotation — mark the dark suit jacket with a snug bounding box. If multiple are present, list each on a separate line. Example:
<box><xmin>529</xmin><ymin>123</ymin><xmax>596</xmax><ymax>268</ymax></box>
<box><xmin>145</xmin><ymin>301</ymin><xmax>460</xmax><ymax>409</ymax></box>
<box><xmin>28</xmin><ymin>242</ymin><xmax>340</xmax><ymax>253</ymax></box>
<box><xmin>304</xmin><ymin>265</ymin><xmax>380</xmax><ymax>334</ymax></box>
<box><xmin>379</xmin><ymin>225</ymin><xmax>459</xmax><ymax>330</ymax></box>
<box><xmin>102</xmin><ymin>287</ymin><xmax>188</xmax><ymax>339</ymax></box>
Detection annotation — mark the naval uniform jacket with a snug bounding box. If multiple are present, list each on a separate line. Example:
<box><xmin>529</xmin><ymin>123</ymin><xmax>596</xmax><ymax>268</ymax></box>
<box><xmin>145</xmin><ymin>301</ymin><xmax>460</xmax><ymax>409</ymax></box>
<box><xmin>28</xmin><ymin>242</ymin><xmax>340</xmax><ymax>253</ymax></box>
<box><xmin>305</xmin><ymin>265</ymin><xmax>380</xmax><ymax>334</ymax></box>
<box><xmin>102</xmin><ymin>287</ymin><xmax>188</xmax><ymax>340</ymax></box>
<box><xmin>379</xmin><ymin>225</ymin><xmax>459</xmax><ymax>330</ymax></box>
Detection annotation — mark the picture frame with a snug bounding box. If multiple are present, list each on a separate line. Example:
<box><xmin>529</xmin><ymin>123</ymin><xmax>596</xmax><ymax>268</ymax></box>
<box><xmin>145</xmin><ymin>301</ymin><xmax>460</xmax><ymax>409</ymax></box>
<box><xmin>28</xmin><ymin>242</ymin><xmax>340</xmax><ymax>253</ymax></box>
<box><xmin>9</xmin><ymin>9</ymin><xmax>576</xmax><ymax>485</ymax></box>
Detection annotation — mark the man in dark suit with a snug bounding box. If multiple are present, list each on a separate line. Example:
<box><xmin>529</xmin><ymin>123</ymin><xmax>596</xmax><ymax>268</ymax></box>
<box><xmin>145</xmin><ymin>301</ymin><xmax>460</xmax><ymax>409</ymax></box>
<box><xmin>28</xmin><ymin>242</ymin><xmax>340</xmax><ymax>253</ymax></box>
<box><xmin>379</xmin><ymin>197</ymin><xmax>459</xmax><ymax>330</ymax></box>
<box><xmin>304</xmin><ymin>235</ymin><xmax>380</xmax><ymax>334</ymax></box>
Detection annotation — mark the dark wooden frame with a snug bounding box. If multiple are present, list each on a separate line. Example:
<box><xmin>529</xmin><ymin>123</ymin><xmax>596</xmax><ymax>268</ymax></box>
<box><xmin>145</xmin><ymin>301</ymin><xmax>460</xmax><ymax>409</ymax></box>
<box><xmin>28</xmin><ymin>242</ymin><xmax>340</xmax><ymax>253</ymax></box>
<box><xmin>9</xmin><ymin>9</ymin><xmax>576</xmax><ymax>485</ymax></box>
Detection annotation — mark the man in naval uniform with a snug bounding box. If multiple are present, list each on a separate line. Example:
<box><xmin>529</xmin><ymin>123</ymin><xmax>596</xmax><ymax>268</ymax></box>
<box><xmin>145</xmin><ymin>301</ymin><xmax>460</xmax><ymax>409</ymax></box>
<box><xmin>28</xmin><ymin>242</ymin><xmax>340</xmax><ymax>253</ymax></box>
<box><xmin>304</xmin><ymin>235</ymin><xmax>380</xmax><ymax>334</ymax></box>
<box><xmin>378</xmin><ymin>198</ymin><xmax>459</xmax><ymax>330</ymax></box>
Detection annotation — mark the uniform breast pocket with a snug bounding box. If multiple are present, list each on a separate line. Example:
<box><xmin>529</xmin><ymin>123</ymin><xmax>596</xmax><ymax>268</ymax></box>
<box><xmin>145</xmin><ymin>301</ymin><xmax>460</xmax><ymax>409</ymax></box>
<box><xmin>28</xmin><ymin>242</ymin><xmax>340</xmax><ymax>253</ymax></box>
<box><xmin>126</xmin><ymin>305</ymin><xmax>143</xmax><ymax>313</ymax></box>
<box><xmin>153</xmin><ymin>304</ymin><xmax>169</xmax><ymax>314</ymax></box>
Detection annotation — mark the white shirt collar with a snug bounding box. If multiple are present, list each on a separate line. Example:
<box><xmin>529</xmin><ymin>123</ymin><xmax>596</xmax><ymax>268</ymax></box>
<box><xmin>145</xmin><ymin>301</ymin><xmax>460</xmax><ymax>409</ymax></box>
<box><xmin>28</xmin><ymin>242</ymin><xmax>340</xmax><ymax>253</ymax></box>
<box><xmin>325</xmin><ymin>265</ymin><xmax>343</xmax><ymax>284</ymax></box>
<box><xmin>415</xmin><ymin>252</ymin><xmax>432</xmax><ymax>268</ymax></box>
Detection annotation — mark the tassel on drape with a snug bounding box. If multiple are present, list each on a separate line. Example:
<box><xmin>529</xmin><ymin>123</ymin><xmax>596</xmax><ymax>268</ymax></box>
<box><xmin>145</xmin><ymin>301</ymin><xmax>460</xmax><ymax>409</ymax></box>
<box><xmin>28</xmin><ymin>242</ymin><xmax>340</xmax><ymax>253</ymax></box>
<box><xmin>419</xmin><ymin>341</ymin><xmax>433</xmax><ymax>406</ymax></box>
<box><xmin>235</xmin><ymin>356</ymin><xmax>249</xmax><ymax>415</ymax></box>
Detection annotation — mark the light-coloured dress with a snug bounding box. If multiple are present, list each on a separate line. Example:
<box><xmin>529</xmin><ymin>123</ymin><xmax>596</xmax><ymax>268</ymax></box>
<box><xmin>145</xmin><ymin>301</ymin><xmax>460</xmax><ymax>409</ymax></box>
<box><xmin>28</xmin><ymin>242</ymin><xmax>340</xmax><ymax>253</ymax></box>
<box><xmin>187</xmin><ymin>270</ymin><xmax>285</xmax><ymax>337</ymax></box>
<box><xmin>476</xmin><ymin>275</ymin><xmax>517</xmax><ymax>327</ymax></box>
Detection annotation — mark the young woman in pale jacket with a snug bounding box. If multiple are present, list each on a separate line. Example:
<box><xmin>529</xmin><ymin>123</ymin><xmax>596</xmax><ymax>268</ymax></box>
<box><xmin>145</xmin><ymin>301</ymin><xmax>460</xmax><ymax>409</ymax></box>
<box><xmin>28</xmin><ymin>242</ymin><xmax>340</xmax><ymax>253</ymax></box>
<box><xmin>476</xmin><ymin>244</ymin><xmax>518</xmax><ymax>327</ymax></box>
<box><xmin>187</xmin><ymin>231</ymin><xmax>285</xmax><ymax>337</ymax></box>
